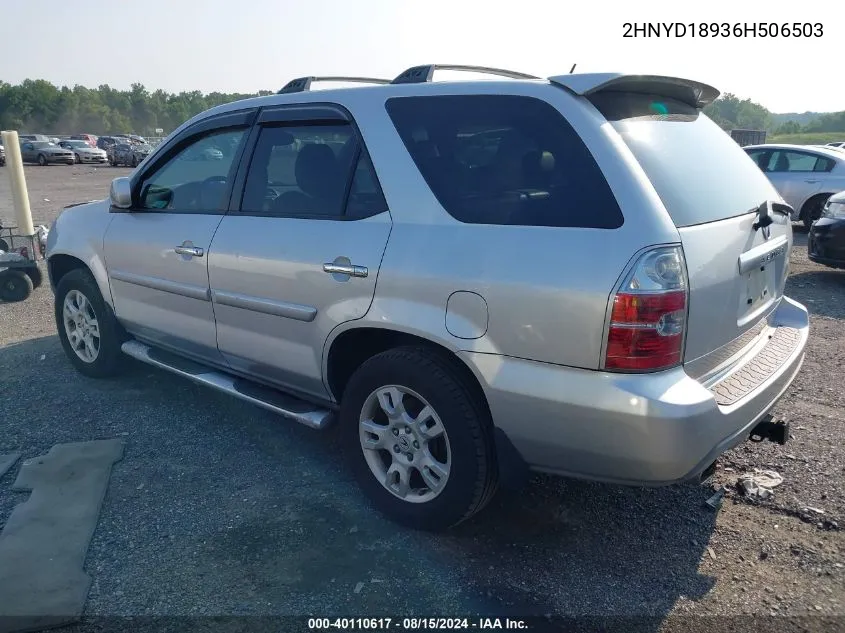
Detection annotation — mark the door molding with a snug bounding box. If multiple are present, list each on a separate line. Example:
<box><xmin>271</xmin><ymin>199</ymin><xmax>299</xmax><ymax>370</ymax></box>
<box><xmin>109</xmin><ymin>269</ymin><xmax>211</xmax><ymax>301</ymax></box>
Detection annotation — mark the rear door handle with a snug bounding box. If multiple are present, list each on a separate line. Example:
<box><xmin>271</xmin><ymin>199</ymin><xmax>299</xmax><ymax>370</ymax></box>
<box><xmin>804</xmin><ymin>179</ymin><xmax>820</xmax><ymax>183</ymax></box>
<box><xmin>323</xmin><ymin>263</ymin><xmax>368</xmax><ymax>278</ymax></box>
<box><xmin>174</xmin><ymin>245</ymin><xmax>204</xmax><ymax>257</ymax></box>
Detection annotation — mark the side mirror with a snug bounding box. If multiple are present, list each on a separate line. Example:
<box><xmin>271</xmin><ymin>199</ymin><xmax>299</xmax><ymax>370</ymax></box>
<box><xmin>110</xmin><ymin>177</ymin><xmax>132</xmax><ymax>209</ymax></box>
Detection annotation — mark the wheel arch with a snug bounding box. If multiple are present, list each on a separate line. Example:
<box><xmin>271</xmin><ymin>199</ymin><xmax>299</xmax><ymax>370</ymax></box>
<box><xmin>799</xmin><ymin>192</ymin><xmax>835</xmax><ymax>219</ymax></box>
<box><xmin>324</xmin><ymin>324</ymin><xmax>484</xmax><ymax>404</ymax></box>
<box><xmin>324</xmin><ymin>323</ymin><xmax>530</xmax><ymax>490</ymax></box>
<box><xmin>48</xmin><ymin>251</ymin><xmax>113</xmax><ymax>308</ymax></box>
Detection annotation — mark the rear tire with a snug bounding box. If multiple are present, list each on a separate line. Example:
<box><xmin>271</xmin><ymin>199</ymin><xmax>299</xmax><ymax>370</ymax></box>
<box><xmin>340</xmin><ymin>346</ymin><xmax>498</xmax><ymax>531</ymax></box>
<box><xmin>0</xmin><ymin>270</ymin><xmax>33</xmax><ymax>302</ymax></box>
<box><xmin>25</xmin><ymin>266</ymin><xmax>44</xmax><ymax>289</ymax></box>
<box><xmin>801</xmin><ymin>195</ymin><xmax>830</xmax><ymax>229</ymax></box>
<box><xmin>55</xmin><ymin>269</ymin><xmax>126</xmax><ymax>378</ymax></box>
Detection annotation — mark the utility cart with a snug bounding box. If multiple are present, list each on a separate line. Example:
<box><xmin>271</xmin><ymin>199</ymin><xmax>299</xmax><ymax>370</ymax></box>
<box><xmin>0</xmin><ymin>220</ymin><xmax>48</xmax><ymax>302</ymax></box>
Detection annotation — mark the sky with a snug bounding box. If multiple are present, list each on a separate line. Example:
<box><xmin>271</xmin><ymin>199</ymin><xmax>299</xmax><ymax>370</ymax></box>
<box><xmin>1</xmin><ymin>0</ymin><xmax>842</xmax><ymax>113</ymax></box>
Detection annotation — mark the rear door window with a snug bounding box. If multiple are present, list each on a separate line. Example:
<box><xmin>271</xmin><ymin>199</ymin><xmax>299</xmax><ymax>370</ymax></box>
<box><xmin>591</xmin><ymin>92</ymin><xmax>779</xmax><ymax>227</ymax></box>
<box><xmin>767</xmin><ymin>150</ymin><xmax>833</xmax><ymax>173</ymax></box>
<box><xmin>239</xmin><ymin>124</ymin><xmax>387</xmax><ymax>220</ymax></box>
<box><xmin>385</xmin><ymin>95</ymin><xmax>623</xmax><ymax>228</ymax></box>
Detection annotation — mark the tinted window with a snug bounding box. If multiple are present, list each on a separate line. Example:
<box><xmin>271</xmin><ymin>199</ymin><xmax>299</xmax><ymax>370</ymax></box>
<box><xmin>241</xmin><ymin>124</ymin><xmax>385</xmax><ymax>219</ymax></box>
<box><xmin>592</xmin><ymin>92</ymin><xmax>779</xmax><ymax>227</ymax></box>
<box><xmin>138</xmin><ymin>128</ymin><xmax>245</xmax><ymax>212</ymax></box>
<box><xmin>766</xmin><ymin>151</ymin><xmax>834</xmax><ymax>173</ymax></box>
<box><xmin>386</xmin><ymin>95</ymin><xmax>622</xmax><ymax>228</ymax></box>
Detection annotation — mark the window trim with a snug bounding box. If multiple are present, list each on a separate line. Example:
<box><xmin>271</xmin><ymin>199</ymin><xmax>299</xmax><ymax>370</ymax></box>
<box><xmin>228</xmin><ymin>102</ymin><xmax>389</xmax><ymax>221</ymax></box>
<box><xmin>113</xmin><ymin>109</ymin><xmax>257</xmax><ymax>216</ymax></box>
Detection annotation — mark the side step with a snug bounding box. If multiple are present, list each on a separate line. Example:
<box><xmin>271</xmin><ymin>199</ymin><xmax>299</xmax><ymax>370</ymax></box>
<box><xmin>121</xmin><ymin>340</ymin><xmax>333</xmax><ymax>429</ymax></box>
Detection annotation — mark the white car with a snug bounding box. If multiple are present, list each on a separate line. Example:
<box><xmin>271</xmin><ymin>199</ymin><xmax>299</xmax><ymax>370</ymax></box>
<box><xmin>744</xmin><ymin>143</ymin><xmax>845</xmax><ymax>228</ymax></box>
<box><xmin>58</xmin><ymin>140</ymin><xmax>109</xmax><ymax>164</ymax></box>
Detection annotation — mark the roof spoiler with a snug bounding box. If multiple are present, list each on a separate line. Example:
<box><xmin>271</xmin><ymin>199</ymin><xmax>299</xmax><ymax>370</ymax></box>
<box><xmin>548</xmin><ymin>73</ymin><xmax>719</xmax><ymax>108</ymax></box>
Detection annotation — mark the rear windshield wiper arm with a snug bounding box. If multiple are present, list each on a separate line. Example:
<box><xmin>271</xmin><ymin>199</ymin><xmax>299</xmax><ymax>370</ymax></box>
<box><xmin>753</xmin><ymin>200</ymin><xmax>792</xmax><ymax>231</ymax></box>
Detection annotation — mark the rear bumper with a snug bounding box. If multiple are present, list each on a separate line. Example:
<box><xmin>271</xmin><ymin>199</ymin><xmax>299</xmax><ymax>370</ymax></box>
<box><xmin>808</xmin><ymin>218</ymin><xmax>845</xmax><ymax>269</ymax></box>
<box><xmin>462</xmin><ymin>296</ymin><xmax>809</xmax><ymax>486</ymax></box>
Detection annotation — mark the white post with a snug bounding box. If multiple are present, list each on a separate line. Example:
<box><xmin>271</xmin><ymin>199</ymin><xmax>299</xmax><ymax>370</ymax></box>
<box><xmin>1</xmin><ymin>130</ymin><xmax>35</xmax><ymax>237</ymax></box>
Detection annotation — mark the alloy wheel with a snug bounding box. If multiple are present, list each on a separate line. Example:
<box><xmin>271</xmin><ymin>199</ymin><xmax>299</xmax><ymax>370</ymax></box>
<box><xmin>62</xmin><ymin>289</ymin><xmax>100</xmax><ymax>363</ymax></box>
<box><xmin>359</xmin><ymin>385</ymin><xmax>451</xmax><ymax>503</ymax></box>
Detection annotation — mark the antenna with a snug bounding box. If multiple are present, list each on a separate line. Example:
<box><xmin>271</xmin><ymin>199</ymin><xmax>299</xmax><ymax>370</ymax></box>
<box><xmin>569</xmin><ymin>64</ymin><xmax>577</xmax><ymax>74</ymax></box>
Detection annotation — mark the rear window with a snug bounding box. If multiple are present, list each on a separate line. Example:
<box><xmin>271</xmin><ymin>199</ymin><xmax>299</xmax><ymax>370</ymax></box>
<box><xmin>591</xmin><ymin>92</ymin><xmax>778</xmax><ymax>227</ymax></box>
<box><xmin>386</xmin><ymin>95</ymin><xmax>623</xmax><ymax>228</ymax></box>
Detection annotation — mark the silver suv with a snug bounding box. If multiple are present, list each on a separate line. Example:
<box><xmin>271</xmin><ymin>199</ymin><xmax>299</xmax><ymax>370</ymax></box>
<box><xmin>47</xmin><ymin>65</ymin><xmax>809</xmax><ymax>530</ymax></box>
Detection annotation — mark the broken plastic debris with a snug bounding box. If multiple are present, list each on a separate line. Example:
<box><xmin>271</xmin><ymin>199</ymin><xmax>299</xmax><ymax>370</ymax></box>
<box><xmin>705</xmin><ymin>487</ymin><xmax>726</xmax><ymax>510</ymax></box>
<box><xmin>354</xmin><ymin>582</ymin><xmax>364</xmax><ymax>594</ymax></box>
<box><xmin>737</xmin><ymin>469</ymin><xmax>783</xmax><ymax>500</ymax></box>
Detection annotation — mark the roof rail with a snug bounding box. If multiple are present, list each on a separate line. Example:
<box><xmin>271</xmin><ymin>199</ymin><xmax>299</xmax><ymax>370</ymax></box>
<box><xmin>277</xmin><ymin>76</ymin><xmax>391</xmax><ymax>94</ymax></box>
<box><xmin>391</xmin><ymin>64</ymin><xmax>540</xmax><ymax>84</ymax></box>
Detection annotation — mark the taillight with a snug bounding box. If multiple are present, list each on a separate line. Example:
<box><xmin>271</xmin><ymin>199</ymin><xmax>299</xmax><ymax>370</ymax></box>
<box><xmin>605</xmin><ymin>246</ymin><xmax>688</xmax><ymax>372</ymax></box>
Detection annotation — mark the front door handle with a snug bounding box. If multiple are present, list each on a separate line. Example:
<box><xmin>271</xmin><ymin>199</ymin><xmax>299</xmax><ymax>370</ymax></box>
<box><xmin>804</xmin><ymin>179</ymin><xmax>820</xmax><ymax>184</ymax></box>
<box><xmin>323</xmin><ymin>262</ymin><xmax>368</xmax><ymax>278</ymax></box>
<box><xmin>174</xmin><ymin>245</ymin><xmax>204</xmax><ymax>257</ymax></box>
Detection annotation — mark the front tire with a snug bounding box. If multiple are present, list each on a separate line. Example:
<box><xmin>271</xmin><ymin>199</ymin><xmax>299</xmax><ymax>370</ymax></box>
<box><xmin>75</xmin><ymin>153</ymin><xmax>81</xmax><ymax>164</ymax></box>
<box><xmin>37</xmin><ymin>154</ymin><xmax>47</xmax><ymax>166</ymax></box>
<box><xmin>0</xmin><ymin>270</ymin><xmax>34</xmax><ymax>302</ymax></box>
<box><xmin>55</xmin><ymin>269</ymin><xmax>126</xmax><ymax>378</ymax></box>
<box><xmin>340</xmin><ymin>346</ymin><xmax>498</xmax><ymax>531</ymax></box>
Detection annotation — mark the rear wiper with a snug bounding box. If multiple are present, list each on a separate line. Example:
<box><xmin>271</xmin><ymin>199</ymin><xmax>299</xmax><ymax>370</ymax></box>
<box><xmin>770</xmin><ymin>201</ymin><xmax>792</xmax><ymax>217</ymax></box>
<box><xmin>753</xmin><ymin>200</ymin><xmax>792</xmax><ymax>231</ymax></box>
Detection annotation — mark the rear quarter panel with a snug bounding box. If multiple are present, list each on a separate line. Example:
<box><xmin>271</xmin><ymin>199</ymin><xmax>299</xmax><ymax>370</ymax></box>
<box><xmin>329</xmin><ymin>83</ymin><xmax>681</xmax><ymax>370</ymax></box>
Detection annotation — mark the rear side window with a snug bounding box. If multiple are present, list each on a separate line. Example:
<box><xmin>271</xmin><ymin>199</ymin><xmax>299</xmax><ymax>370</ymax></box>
<box><xmin>385</xmin><ymin>95</ymin><xmax>623</xmax><ymax>228</ymax></box>
<box><xmin>765</xmin><ymin>150</ymin><xmax>834</xmax><ymax>173</ymax></box>
<box><xmin>592</xmin><ymin>92</ymin><xmax>779</xmax><ymax>227</ymax></box>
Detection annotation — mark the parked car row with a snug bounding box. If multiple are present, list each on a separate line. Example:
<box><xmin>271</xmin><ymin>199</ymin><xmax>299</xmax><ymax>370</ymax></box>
<box><xmin>3</xmin><ymin>132</ymin><xmax>153</xmax><ymax>166</ymax></box>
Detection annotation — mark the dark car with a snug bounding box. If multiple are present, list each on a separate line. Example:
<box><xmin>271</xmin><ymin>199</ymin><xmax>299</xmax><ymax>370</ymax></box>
<box><xmin>0</xmin><ymin>140</ymin><xmax>5</xmax><ymax>167</ymax></box>
<box><xmin>111</xmin><ymin>142</ymin><xmax>151</xmax><ymax>167</ymax></box>
<box><xmin>20</xmin><ymin>141</ymin><xmax>75</xmax><ymax>166</ymax></box>
<box><xmin>96</xmin><ymin>136</ymin><xmax>122</xmax><ymax>152</ymax></box>
<box><xmin>808</xmin><ymin>190</ymin><xmax>845</xmax><ymax>270</ymax></box>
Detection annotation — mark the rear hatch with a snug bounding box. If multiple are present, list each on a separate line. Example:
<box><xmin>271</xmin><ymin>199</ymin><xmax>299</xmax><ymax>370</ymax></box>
<box><xmin>589</xmin><ymin>91</ymin><xmax>791</xmax><ymax>373</ymax></box>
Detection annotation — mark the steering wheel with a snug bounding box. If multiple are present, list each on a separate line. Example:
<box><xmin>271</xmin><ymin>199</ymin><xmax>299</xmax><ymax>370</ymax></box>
<box><xmin>196</xmin><ymin>176</ymin><xmax>229</xmax><ymax>209</ymax></box>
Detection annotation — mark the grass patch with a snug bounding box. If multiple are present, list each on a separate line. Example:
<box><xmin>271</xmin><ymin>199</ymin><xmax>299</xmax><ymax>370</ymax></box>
<box><xmin>767</xmin><ymin>132</ymin><xmax>845</xmax><ymax>145</ymax></box>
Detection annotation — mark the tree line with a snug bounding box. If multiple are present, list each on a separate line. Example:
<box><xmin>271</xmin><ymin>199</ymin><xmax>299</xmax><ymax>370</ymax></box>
<box><xmin>0</xmin><ymin>80</ymin><xmax>270</xmax><ymax>136</ymax></box>
<box><xmin>703</xmin><ymin>93</ymin><xmax>845</xmax><ymax>135</ymax></box>
<box><xmin>1</xmin><ymin>79</ymin><xmax>843</xmax><ymax>137</ymax></box>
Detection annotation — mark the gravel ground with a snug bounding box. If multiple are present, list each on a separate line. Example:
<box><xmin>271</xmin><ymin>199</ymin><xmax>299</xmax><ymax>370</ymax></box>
<box><xmin>0</xmin><ymin>167</ymin><xmax>843</xmax><ymax>627</ymax></box>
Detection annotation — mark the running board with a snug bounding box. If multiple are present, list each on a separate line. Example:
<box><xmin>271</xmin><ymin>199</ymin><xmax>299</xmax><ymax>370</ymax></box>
<box><xmin>120</xmin><ymin>340</ymin><xmax>333</xmax><ymax>429</ymax></box>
